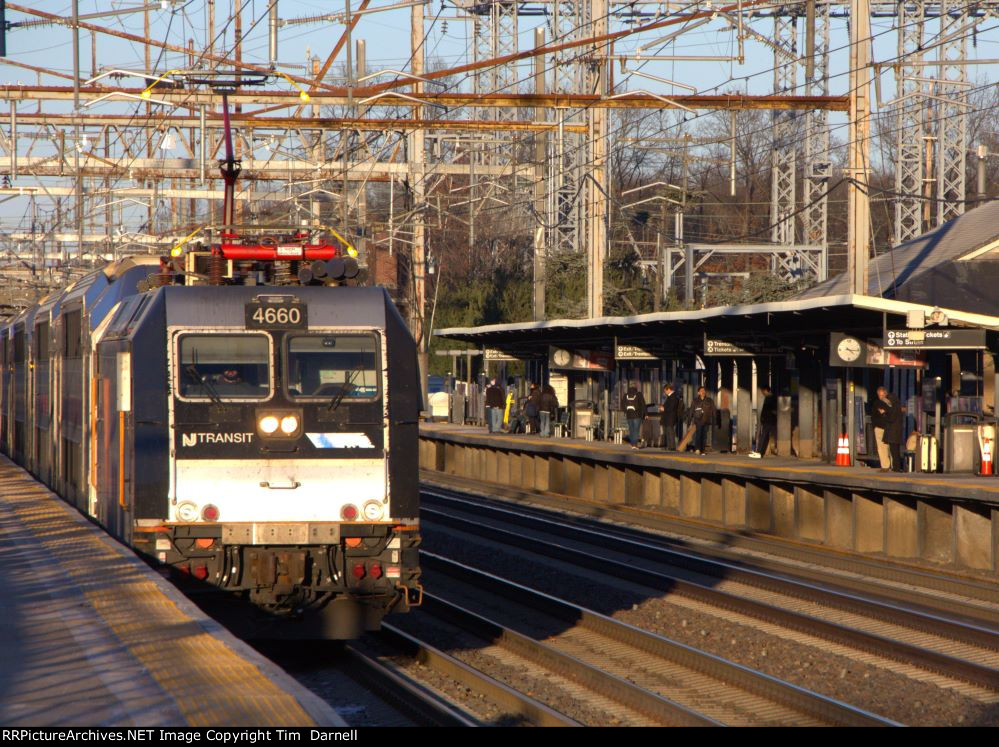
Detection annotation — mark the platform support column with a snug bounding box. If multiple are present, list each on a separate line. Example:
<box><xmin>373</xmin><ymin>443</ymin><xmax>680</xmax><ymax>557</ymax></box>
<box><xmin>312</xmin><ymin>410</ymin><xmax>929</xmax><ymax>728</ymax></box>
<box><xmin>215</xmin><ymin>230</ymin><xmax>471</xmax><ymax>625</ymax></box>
<box><xmin>707</xmin><ymin>361</ymin><xmax>720</xmax><ymax>450</ymax></box>
<box><xmin>777</xmin><ymin>395</ymin><xmax>792</xmax><ymax>457</ymax></box>
<box><xmin>718</xmin><ymin>360</ymin><xmax>734</xmax><ymax>452</ymax></box>
<box><xmin>797</xmin><ymin>353</ymin><xmax>819</xmax><ymax>459</ymax></box>
<box><xmin>736</xmin><ymin>358</ymin><xmax>753</xmax><ymax>453</ymax></box>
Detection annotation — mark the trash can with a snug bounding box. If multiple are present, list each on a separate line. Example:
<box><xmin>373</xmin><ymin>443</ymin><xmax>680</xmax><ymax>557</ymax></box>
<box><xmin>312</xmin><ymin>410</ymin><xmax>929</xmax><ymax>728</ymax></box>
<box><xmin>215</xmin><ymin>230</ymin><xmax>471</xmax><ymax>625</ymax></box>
<box><xmin>943</xmin><ymin>411</ymin><xmax>981</xmax><ymax>473</ymax></box>
<box><xmin>450</xmin><ymin>393</ymin><xmax>466</xmax><ymax>425</ymax></box>
<box><xmin>572</xmin><ymin>400</ymin><xmax>597</xmax><ymax>440</ymax></box>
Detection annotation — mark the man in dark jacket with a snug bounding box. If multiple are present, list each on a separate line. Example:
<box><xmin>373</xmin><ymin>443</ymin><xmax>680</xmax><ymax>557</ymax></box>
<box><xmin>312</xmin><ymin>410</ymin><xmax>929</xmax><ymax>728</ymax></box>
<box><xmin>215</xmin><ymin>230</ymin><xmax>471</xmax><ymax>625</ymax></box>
<box><xmin>748</xmin><ymin>385</ymin><xmax>778</xmax><ymax>459</ymax></box>
<box><xmin>524</xmin><ymin>383</ymin><xmax>542</xmax><ymax>434</ymax></box>
<box><xmin>623</xmin><ymin>383</ymin><xmax>647</xmax><ymax>449</ymax></box>
<box><xmin>659</xmin><ymin>383</ymin><xmax>682</xmax><ymax>450</ymax></box>
<box><xmin>485</xmin><ymin>378</ymin><xmax>505</xmax><ymax>433</ymax></box>
<box><xmin>539</xmin><ymin>384</ymin><xmax>559</xmax><ymax>437</ymax></box>
<box><xmin>688</xmin><ymin>386</ymin><xmax>715</xmax><ymax>455</ymax></box>
<box><xmin>878</xmin><ymin>386</ymin><xmax>905</xmax><ymax>472</ymax></box>
<box><xmin>870</xmin><ymin>386</ymin><xmax>893</xmax><ymax>471</ymax></box>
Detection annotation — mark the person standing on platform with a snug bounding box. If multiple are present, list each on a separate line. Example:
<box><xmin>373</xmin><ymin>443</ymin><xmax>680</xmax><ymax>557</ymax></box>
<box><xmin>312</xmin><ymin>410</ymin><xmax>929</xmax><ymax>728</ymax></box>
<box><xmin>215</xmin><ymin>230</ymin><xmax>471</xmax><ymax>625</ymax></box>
<box><xmin>880</xmin><ymin>387</ymin><xmax>905</xmax><ymax>472</ymax></box>
<box><xmin>485</xmin><ymin>378</ymin><xmax>505</xmax><ymax>434</ymax></box>
<box><xmin>871</xmin><ymin>386</ymin><xmax>893</xmax><ymax>471</ymax></box>
<box><xmin>659</xmin><ymin>383</ymin><xmax>682</xmax><ymax>450</ymax></box>
<box><xmin>688</xmin><ymin>386</ymin><xmax>715</xmax><ymax>455</ymax></box>
<box><xmin>540</xmin><ymin>383</ymin><xmax>559</xmax><ymax>437</ymax></box>
<box><xmin>623</xmin><ymin>382</ymin><xmax>647</xmax><ymax>449</ymax></box>
<box><xmin>525</xmin><ymin>383</ymin><xmax>542</xmax><ymax>434</ymax></box>
<box><xmin>503</xmin><ymin>380</ymin><xmax>516</xmax><ymax>431</ymax></box>
<box><xmin>748</xmin><ymin>385</ymin><xmax>778</xmax><ymax>459</ymax></box>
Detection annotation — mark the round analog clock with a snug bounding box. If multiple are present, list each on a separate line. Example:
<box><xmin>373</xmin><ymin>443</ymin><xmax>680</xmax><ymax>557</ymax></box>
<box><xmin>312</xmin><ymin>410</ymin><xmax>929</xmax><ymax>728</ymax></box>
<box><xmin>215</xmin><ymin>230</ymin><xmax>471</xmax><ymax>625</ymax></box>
<box><xmin>837</xmin><ymin>336</ymin><xmax>863</xmax><ymax>363</ymax></box>
<box><xmin>553</xmin><ymin>348</ymin><xmax>571</xmax><ymax>367</ymax></box>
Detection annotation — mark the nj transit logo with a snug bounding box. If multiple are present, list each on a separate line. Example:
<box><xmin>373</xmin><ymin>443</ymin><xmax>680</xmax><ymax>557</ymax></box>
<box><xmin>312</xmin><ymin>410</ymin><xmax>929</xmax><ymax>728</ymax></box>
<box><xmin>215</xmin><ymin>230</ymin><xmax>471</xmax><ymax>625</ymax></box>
<box><xmin>181</xmin><ymin>432</ymin><xmax>255</xmax><ymax>447</ymax></box>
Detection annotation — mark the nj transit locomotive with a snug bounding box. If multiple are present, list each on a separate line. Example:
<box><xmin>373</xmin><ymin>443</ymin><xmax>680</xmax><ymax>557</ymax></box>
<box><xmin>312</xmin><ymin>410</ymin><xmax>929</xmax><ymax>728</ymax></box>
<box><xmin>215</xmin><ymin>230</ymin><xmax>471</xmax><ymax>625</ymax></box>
<box><xmin>0</xmin><ymin>257</ymin><xmax>422</xmax><ymax>638</ymax></box>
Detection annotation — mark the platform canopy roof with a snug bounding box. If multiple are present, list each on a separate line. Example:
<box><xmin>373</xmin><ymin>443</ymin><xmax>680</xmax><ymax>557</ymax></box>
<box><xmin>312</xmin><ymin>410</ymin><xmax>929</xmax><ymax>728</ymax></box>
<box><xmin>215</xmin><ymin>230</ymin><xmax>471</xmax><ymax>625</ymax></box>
<box><xmin>435</xmin><ymin>294</ymin><xmax>999</xmax><ymax>353</ymax></box>
<box><xmin>799</xmin><ymin>200</ymin><xmax>999</xmax><ymax>314</ymax></box>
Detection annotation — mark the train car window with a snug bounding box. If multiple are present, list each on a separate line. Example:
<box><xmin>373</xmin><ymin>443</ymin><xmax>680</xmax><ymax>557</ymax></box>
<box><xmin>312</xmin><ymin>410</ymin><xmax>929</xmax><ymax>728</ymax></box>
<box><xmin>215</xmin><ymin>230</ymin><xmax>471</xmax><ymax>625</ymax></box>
<box><xmin>13</xmin><ymin>329</ymin><xmax>24</xmax><ymax>363</ymax></box>
<box><xmin>285</xmin><ymin>334</ymin><xmax>379</xmax><ymax>400</ymax></box>
<box><xmin>35</xmin><ymin>323</ymin><xmax>49</xmax><ymax>361</ymax></box>
<box><xmin>63</xmin><ymin>310</ymin><xmax>82</xmax><ymax>358</ymax></box>
<box><xmin>177</xmin><ymin>334</ymin><xmax>270</xmax><ymax>399</ymax></box>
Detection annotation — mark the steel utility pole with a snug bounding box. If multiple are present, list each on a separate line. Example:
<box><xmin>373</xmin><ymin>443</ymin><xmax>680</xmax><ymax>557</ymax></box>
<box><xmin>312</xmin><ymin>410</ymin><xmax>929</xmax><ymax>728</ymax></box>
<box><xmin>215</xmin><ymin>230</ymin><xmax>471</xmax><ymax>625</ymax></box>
<box><xmin>533</xmin><ymin>27</ymin><xmax>546</xmax><ymax>321</ymax></box>
<box><xmin>411</xmin><ymin>0</ymin><xmax>428</xmax><ymax>405</ymax></box>
<box><xmin>72</xmin><ymin>0</ymin><xmax>82</xmax><ymax>267</ymax></box>
<box><xmin>847</xmin><ymin>0</ymin><xmax>872</xmax><ymax>295</ymax></box>
<box><xmin>587</xmin><ymin>0</ymin><xmax>608</xmax><ymax>319</ymax></box>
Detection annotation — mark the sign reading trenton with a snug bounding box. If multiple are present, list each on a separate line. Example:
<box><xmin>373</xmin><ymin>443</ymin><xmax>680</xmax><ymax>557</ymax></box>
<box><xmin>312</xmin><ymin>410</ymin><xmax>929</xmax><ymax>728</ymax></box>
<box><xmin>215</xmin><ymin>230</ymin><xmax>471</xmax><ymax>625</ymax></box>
<box><xmin>484</xmin><ymin>347</ymin><xmax>519</xmax><ymax>361</ymax></box>
<box><xmin>883</xmin><ymin>328</ymin><xmax>986</xmax><ymax>350</ymax></box>
<box><xmin>703</xmin><ymin>336</ymin><xmax>782</xmax><ymax>356</ymax></box>
<box><xmin>614</xmin><ymin>340</ymin><xmax>667</xmax><ymax>360</ymax></box>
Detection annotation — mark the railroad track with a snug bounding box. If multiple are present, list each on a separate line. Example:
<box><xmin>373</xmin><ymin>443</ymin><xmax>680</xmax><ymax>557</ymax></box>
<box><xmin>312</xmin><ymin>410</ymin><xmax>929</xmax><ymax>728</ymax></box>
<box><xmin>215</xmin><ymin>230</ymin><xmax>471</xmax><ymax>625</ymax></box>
<box><xmin>371</xmin><ymin>623</ymin><xmax>579</xmax><ymax>726</ymax></box>
<box><xmin>408</xmin><ymin>552</ymin><xmax>896</xmax><ymax>726</ymax></box>
<box><xmin>420</xmin><ymin>484</ymin><xmax>999</xmax><ymax>695</ymax></box>
<box><xmin>270</xmin><ymin>624</ymin><xmax>575</xmax><ymax>727</ymax></box>
<box><xmin>337</xmin><ymin>641</ymin><xmax>478</xmax><ymax>726</ymax></box>
<box><xmin>419</xmin><ymin>469</ymin><xmax>999</xmax><ymax>625</ymax></box>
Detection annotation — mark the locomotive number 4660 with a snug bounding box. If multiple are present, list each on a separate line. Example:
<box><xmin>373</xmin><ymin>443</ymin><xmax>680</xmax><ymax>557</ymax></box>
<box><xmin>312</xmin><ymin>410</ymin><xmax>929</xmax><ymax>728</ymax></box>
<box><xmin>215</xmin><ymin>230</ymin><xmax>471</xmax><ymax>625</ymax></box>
<box><xmin>245</xmin><ymin>301</ymin><xmax>308</xmax><ymax>329</ymax></box>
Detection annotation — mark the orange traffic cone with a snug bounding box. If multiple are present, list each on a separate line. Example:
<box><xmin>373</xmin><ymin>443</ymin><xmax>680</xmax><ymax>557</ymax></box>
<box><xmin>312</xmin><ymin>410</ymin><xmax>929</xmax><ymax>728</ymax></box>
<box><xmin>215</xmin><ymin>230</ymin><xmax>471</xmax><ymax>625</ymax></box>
<box><xmin>981</xmin><ymin>438</ymin><xmax>993</xmax><ymax>476</ymax></box>
<box><xmin>836</xmin><ymin>434</ymin><xmax>851</xmax><ymax>466</ymax></box>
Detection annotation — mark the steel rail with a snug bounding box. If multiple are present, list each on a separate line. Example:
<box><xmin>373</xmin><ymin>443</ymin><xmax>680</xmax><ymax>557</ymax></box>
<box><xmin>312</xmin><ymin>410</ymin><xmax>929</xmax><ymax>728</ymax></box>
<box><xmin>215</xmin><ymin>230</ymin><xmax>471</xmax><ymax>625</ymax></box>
<box><xmin>420</xmin><ymin>501</ymin><xmax>999</xmax><ymax>692</ymax></box>
<box><xmin>423</xmin><ymin>487</ymin><xmax>999</xmax><ymax>649</ymax></box>
<box><xmin>421</xmin><ymin>552</ymin><xmax>898</xmax><ymax>727</ymax></box>
<box><xmin>341</xmin><ymin>642</ymin><xmax>479</xmax><ymax>727</ymax></box>
<box><xmin>377</xmin><ymin>623</ymin><xmax>581</xmax><ymax>727</ymax></box>
<box><xmin>417</xmin><ymin>590</ymin><xmax>721</xmax><ymax>726</ymax></box>
<box><xmin>420</xmin><ymin>470</ymin><xmax>999</xmax><ymax>619</ymax></box>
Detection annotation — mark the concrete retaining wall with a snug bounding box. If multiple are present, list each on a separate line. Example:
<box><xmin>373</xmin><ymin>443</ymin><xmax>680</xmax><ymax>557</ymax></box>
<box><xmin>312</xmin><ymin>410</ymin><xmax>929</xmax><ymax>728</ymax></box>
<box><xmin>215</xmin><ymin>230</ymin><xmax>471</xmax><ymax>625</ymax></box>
<box><xmin>419</xmin><ymin>435</ymin><xmax>999</xmax><ymax>574</ymax></box>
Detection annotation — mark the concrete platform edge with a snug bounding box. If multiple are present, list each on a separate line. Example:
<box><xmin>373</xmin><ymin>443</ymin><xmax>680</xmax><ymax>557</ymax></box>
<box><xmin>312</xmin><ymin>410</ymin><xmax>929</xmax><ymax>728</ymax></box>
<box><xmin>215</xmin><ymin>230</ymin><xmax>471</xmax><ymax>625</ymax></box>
<box><xmin>0</xmin><ymin>456</ymin><xmax>347</xmax><ymax>728</ymax></box>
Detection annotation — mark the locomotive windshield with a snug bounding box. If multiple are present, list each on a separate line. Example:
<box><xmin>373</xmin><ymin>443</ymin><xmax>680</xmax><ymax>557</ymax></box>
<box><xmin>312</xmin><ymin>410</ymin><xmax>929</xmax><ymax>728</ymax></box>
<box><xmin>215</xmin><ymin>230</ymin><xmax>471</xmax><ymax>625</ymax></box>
<box><xmin>285</xmin><ymin>334</ymin><xmax>379</xmax><ymax>400</ymax></box>
<box><xmin>178</xmin><ymin>334</ymin><xmax>271</xmax><ymax>399</ymax></box>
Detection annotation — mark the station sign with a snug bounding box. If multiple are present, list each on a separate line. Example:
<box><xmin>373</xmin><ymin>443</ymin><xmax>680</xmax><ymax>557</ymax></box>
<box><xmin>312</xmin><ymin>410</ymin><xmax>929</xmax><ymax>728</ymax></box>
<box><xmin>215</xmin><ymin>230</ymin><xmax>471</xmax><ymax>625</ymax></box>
<box><xmin>883</xmin><ymin>328</ymin><xmax>986</xmax><ymax>350</ymax></box>
<box><xmin>614</xmin><ymin>339</ymin><xmax>669</xmax><ymax>360</ymax></box>
<box><xmin>549</xmin><ymin>346</ymin><xmax>614</xmax><ymax>371</ymax></box>
<box><xmin>484</xmin><ymin>347</ymin><xmax>520</xmax><ymax>361</ymax></box>
<box><xmin>703</xmin><ymin>336</ymin><xmax>782</xmax><ymax>357</ymax></box>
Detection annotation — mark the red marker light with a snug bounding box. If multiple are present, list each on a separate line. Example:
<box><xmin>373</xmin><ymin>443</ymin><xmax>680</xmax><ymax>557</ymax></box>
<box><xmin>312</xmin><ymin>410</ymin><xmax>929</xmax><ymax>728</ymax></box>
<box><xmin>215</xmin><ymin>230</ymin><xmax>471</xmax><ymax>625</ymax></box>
<box><xmin>201</xmin><ymin>505</ymin><xmax>220</xmax><ymax>522</ymax></box>
<box><xmin>352</xmin><ymin>563</ymin><xmax>366</xmax><ymax>579</ymax></box>
<box><xmin>193</xmin><ymin>565</ymin><xmax>209</xmax><ymax>581</ymax></box>
<box><xmin>369</xmin><ymin>563</ymin><xmax>383</xmax><ymax>580</ymax></box>
<box><xmin>341</xmin><ymin>504</ymin><xmax>358</xmax><ymax>521</ymax></box>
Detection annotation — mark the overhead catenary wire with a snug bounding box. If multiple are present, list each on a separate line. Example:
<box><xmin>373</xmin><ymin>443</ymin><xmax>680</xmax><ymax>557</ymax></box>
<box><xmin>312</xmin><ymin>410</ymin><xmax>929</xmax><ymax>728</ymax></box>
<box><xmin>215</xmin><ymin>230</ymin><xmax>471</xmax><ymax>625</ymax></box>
<box><xmin>0</xmin><ymin>0</ymin><xmax>995</xmax><ymax>263</ymax></box>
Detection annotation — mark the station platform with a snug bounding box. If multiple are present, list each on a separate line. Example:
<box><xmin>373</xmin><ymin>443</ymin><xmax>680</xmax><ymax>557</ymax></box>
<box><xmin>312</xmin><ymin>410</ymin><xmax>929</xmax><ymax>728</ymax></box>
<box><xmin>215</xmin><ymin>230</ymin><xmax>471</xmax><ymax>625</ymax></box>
<box><xmin>0</xmin><ymin>456</ymin><xmax>344</xmax><ymax>727</ymax></box>
<box><xmin>420</xmin><ymin>423</ymin><xmax>999</xmax><ymax>574</ymax></box>
<box><xmin>420</xmin><ymin>422</ymin><xmax>999</xmax><ymax>504</ymax></box>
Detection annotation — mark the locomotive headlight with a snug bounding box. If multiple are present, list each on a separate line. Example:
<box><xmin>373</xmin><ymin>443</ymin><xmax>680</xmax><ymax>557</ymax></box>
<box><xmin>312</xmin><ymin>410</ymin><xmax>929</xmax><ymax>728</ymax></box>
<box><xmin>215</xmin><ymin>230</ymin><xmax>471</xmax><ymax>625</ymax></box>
<box><xmin>257</xmin><ymin>409</ymin><xmax>303</xmax><ymax>441</ymax></box>
<box><xmin>279</xmin><ymin>414</ymin><xmax>300</xmax><ymax>435</ymax></box>
<box><xmin>363</xmin><ymin>501</ymin><xmax>383</xmax><ymax>521</ymax></box>
<box><xmin>176</xmin><ymin>502</ymin><xmax>198</xmax><ymax>522</ymax></box>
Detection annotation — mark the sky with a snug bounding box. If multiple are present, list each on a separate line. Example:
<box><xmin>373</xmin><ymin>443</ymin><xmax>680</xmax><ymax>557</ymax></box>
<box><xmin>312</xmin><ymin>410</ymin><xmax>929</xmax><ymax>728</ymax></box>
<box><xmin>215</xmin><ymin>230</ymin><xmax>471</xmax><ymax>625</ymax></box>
<box><xmin>0</xmin><ymin>1</ymin><xmax>996</xmax><ymax>243</ymax></box>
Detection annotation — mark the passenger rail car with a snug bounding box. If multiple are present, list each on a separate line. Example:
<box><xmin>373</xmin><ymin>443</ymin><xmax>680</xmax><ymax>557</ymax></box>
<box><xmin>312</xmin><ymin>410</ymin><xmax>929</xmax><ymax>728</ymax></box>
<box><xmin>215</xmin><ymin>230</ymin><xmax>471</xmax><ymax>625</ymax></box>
<box><xmin>1</xmin><ymin>259</ymin><xmax>422</xmax><ymax>638</ymax></box>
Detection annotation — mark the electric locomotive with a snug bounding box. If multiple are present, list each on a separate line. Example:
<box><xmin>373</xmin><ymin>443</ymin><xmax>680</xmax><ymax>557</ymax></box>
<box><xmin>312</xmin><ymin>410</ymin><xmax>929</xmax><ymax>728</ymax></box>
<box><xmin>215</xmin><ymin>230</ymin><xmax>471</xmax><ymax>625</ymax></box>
<box><xmin>1</xmin><ymin>72</ymin><xmax>422</xmax><ymax>637</ymax></box>
<box><xmin>1</xmin><ymin>260</ymin><xmax>423</xmax><ymax>638</ymax></box>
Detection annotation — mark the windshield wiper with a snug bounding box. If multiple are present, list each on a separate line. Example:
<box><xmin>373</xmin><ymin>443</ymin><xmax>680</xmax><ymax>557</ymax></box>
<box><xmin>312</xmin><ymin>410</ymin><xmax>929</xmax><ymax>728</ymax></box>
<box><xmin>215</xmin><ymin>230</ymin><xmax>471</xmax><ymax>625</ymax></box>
<box><xmin>327</xmin><ymin>364</ymin><xmax>364</xmax><ymax>412</ymax></box>
<box><xmin>185</xmin><ymin>364</ymin><xmax>224</xmax><ymax>406</ymax></box>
